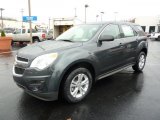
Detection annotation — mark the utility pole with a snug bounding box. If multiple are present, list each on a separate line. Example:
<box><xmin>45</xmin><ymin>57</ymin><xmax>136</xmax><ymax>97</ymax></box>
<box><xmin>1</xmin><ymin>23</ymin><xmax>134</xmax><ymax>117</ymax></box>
<box><xmin>20</xmin><ymin>8</ymin><xmax>24</xmax><ymax>28</ymax></box>
<box><xmin>28</xmin><ymin>0</ymin><xmax>32</xmax><ymax>43</ymax></box>
<box><xmin>84</xmin><ymin>4</ymin><xmax>89</xmax><ymax>24</ymax></box>
<box><xmin>100</xmin><ymin>12</ymin><xmax>104</xmax><ymax>22</ymax></box>
<box><xmin>0</xmin><ymin>8</ymin><xmax>5</xmax><ymax>29</ymax></box>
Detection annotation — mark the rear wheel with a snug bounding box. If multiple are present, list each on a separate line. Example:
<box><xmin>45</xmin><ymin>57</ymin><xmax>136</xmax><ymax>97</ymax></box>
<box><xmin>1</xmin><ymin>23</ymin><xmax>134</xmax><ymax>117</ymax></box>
<box><xmin>62</xmin><ymin>67</ymin><xmax>92</xmax><ymax>103</ymax></box>
<box><xmin>33</xmin><ymin>38</ymin><xmax>40</xmax><ymax>43</ymax></box>
<box><xmin>19</xmin><ymin>41</ymin><xmax>24</xmax><ymax>47</ymax></box>
<box><xmin>158</xmin><ymin>36</ymin><xmax>160</xmax><ymax>41</ymax></box>
<box><xmin>132</xmin><ymin>51</ymin><xmax>146</xmax><ymax>72</ymax></box>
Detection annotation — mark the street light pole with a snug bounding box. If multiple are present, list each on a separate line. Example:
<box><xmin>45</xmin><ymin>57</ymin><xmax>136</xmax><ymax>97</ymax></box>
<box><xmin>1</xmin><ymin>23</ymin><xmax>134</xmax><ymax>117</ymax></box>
<box><xmin>114</xmin><ymin>12</ymin><xmax>118</xmax><ymax>22</ymax></box>
<box><xmin>20</xmin><ymin>8</ymin><xmax>24</xmax><ymax>28</ymax></box>
<box><xmin>84</xmin><ymin>4</ymin><xmax>89</xmax><ymax>24</ymax></box>
<box><xmin>28</xmin><ymin>0</ymin><xmax>32</xmax><ymax>43</ymax></box>
<box><xmin>0</xmin><ymin>8</ymin><xmax>5</xmax><ymax>29</ymax></box>
<box><xmin>96</xmin><ymin>15</ymin><xmax>99</xmax><ymax>22</ymax></box>
<box><xmin>74</xmin><ymin>8</ymin><xmax>77</xmax><ymax>25</ymax></box>
<box><xmin>100</xmin><ymin>12</ymin><xmax>104</xmax><ymax>22</ymax></box>
<box><xmin>74</xmin><ymin>8</ymin><xmax>77</xmax><ymax>18</ymax></box>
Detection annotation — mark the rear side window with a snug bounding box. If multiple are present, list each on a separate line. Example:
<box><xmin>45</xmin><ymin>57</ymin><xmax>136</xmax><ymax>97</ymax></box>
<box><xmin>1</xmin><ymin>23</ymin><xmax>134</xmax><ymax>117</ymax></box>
<box><xmin>28</xmin><ymin>29</ymin><xmax>37</xmax><ymax>33</ymax></box>
<box><xmin>121</xmin><ymin>25</ymin><xmax>135</xmax><ymax>37</ymax></box>
<box><xmin>101</xmin><ymin>24</ymin><xmax>120</xmax><ymax>39</ymax></box>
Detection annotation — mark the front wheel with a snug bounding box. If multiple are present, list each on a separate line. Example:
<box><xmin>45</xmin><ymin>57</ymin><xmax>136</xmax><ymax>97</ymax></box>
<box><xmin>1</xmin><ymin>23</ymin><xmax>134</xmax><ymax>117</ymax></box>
<box><xmin>62</xmin><ymin>67</ymin><xmax>93</xmax><ymax>103</ymax></box>
<box><xmin>132</xmin><ymin>51</ymin><xmax>146</xmax><ymax>72</ymax></box>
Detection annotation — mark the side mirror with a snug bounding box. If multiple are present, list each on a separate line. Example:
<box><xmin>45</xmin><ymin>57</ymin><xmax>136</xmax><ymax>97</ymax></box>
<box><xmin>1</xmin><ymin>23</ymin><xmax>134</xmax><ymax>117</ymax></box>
<box><xmin>99</xmin><ymin>35</ymin><xmax>114</xmax><ymax>42</ymax></box>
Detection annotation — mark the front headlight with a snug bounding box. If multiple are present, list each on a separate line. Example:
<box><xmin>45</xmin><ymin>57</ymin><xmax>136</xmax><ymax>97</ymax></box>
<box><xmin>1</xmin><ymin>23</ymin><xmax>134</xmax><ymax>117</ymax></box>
<box><xmin>30</xmin><ymin>53</ymin><xmax>58</xmax><ymax>70</ymax></box>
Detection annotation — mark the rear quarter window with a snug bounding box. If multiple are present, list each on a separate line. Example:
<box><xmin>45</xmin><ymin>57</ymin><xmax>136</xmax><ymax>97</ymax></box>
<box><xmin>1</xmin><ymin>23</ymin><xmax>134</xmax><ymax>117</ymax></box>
<box><xmin>135</xmin><ymin>25</ymin><xmax>144</xmax><ymax>31</ymax></box>
<box><xmin>134</xmin><ymin>25</ymin><xmax>145</xmax><ymax>36</ymax></box>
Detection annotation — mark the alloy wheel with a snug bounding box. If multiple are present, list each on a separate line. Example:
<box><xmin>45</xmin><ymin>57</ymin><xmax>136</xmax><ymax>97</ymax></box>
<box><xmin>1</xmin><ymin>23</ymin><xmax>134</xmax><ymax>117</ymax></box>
<box><xmin>70</xmin><ymin>73</ymin><xmax>89</xmax><ymax>99</ymax></box>
<box><xmin>139</xmin><ymin>54</ymin><xmax>145</xmax><ymax>69</ymax></box>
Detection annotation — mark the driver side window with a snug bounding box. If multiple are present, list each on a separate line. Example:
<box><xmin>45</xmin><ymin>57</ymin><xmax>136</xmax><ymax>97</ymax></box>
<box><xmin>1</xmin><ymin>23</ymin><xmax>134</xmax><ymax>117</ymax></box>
<box><xmin>101</xmin><ymin>24</ymin><xmax>120</xmax><ymax>39</ymax></box>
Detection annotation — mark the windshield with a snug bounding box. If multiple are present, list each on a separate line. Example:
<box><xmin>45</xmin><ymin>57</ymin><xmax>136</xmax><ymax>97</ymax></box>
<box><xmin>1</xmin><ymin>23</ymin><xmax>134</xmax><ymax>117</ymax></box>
<box><xmin>56</xmin><ymin>25</ymin><xmax>101</xmax><ymax>42</ymax></box>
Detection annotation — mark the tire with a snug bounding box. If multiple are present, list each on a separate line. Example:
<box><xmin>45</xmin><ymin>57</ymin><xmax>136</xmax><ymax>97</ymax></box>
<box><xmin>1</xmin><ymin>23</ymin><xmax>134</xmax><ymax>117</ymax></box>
<box><xmin>33</xmin><ymin>38</ymin><xmax>39</xmax><ymax>43</ymax></box>
<box><xmin>63</xmin><ymin>67</ymin><xmax>93</xmax><ymax>103</ymax></box>
<box><xmin>158</xmin><ymin>36</ymin><xmax>160</xmax><ymax>41</ymax></box>
<box><xmin>19</xmin><ymin>41</ymin><xmax>24</xmax><ymax>47</ymax></box>
<box><xmin>132</xmin><ymin>51</ymin><xmax>146</xmax><ymax>72</ymax></box>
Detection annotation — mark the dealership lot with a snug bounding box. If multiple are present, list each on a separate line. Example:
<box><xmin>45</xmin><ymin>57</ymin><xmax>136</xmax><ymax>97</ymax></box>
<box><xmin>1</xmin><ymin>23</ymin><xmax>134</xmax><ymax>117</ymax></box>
<box><xmin>0</xmin><ymin>39</ymin><xmax>160</xmax><ymax>120</ymax></box>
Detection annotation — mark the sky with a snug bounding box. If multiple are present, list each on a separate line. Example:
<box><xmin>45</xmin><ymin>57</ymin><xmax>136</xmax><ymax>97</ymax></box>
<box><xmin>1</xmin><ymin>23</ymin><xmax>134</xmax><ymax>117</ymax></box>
<box><xmin>1</xmin><ymin>0</ymin><xmax>160</xmax><ymax>24</ymax></box>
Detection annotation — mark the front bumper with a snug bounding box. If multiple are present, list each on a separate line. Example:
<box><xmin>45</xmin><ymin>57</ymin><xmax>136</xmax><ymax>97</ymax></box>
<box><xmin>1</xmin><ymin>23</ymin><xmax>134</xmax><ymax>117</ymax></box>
<box><xmin>13</xmin><ymin>67</ymin><xmax>59</xmax><ymax>101</ymax></box>
<box><xmin>16</xmin><ymin>82</ymin><xmax>58</xmax><ymax>101</ymax></box>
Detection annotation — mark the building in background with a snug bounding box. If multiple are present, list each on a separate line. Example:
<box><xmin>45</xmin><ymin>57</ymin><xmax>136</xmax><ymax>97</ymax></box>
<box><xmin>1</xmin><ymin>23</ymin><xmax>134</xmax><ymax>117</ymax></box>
<box><xmin>52</xmin><ymin>18</ymin><xmax>83</xmax><ymax>39</ymax></box>
<box><xmin>135</xmin><ymin>16</ymin><xmax>160</xmax><ymax>33</ymax></box>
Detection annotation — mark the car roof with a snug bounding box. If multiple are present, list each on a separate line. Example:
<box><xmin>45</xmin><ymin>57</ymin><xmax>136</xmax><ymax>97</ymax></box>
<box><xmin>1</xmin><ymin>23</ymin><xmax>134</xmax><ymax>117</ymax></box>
<box><xmin>83</xmin><ymin>21</ymin><xmax>140</xmax><ymax>26</ymax></box>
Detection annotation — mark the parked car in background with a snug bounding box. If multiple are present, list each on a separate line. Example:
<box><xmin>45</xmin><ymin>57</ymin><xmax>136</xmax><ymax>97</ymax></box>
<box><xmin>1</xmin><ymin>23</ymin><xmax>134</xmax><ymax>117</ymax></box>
<box><xmin>145</xmin><ymin>32</ymin><xmax>151</xmax><ymax>37</ymax></box>
<box><xmin>37</xmin><ymin>29</ymin><xmax>53</xmax><ymax>40</ymax></box>
<box><xmin>8</xmin><ymin>28</ymin><xmax>46</xmax><ymax>44</ymax></box>
<box><xmin>0</xmin><ymin>28</ymin><xmax>14</xmax><ymax>36</ymax></box>
<box><xmin>47</xmin><ymin>30</ymin><xmax>53</xmax><ymax>40</ymax></box>
<box><xmin>13</xmin><ymin>22</ymin><xmax>148</xmax><ymax>103</ymax></box>
<box><xmin>4</xmin><ymin>28</ymin><xmax>15</xmax><ymax>35</ymax></box>
<box><xmin>150</xmin><ymin>32</ymin><xmax>160</xmax><ymax>40</ymax></box>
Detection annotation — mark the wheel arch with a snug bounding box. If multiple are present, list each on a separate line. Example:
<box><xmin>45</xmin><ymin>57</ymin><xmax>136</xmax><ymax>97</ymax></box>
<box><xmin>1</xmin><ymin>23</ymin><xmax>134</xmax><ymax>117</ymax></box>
<box><xmin>137</xmin><ymin>40</ymin><xmax>148</xmax><ymax>56</ymax></box>
<box><xmin>32</xmin><ymin>36</ymin><xmax>40</xmax><ymax>42</ymax></box>
<box><xmin>141</xmin><ymin>47</ymin><xmax>148</xmax><ymax>55</ymax></box>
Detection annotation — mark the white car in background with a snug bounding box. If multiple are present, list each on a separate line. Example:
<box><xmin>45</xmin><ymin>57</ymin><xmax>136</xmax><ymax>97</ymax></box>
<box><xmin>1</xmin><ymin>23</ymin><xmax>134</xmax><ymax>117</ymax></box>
<box><xmin>37</xmin><ymin>29</ymin><xmax>53</xmax><ymax>40</ymax></box>
<box><xmin>8</xmin><ymin>28</ymin><xmax>47</xmax><ymax>44</ymax></box>
<box><xmin>150</xmin><ymin>32</ymin><xmax>160</xmax><ymax>40</ymax></box>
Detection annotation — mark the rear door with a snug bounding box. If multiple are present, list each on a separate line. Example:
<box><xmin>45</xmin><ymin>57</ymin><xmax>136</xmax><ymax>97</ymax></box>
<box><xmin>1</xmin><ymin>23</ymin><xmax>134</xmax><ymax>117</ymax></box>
<box><xmin>120</xmin><ymin>24</ymin><xmax>138</xmax><ymax>64</ymax></box>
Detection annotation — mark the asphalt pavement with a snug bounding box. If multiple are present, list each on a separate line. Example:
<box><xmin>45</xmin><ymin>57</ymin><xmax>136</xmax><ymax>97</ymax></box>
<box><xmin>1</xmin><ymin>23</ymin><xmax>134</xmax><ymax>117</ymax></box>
<box><xmin>0</xmin><ymin>39</ymin><xmax>160</xmax><ymax>120</ymax></box>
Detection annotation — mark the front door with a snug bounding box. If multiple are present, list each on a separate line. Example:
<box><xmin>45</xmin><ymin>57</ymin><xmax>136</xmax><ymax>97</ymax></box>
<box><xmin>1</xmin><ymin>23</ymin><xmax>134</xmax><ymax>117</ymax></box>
<box><xmin>95</xmin><ymin>24</ymin><xmax>125</xmax><ymax>74</ymax></box>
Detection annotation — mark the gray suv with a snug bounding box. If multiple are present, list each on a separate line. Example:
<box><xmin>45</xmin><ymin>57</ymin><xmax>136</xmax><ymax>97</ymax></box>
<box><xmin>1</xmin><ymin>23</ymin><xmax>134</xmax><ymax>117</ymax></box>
<box><xmin>13</xmin><ymin>22</ymin><xmax>148</xmax><ymax>103</ymax></box>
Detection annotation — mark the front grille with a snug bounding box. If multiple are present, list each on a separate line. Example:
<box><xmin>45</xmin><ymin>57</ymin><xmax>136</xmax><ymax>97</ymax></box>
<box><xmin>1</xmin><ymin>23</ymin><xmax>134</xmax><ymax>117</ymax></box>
<box><xmin>15</xmin><ymin>67</ymin><xmax>25</xmax><ymax>75</ymax></box>
<box><xmin>17</xmin><ymin>56</ymin><xmax>28</xmax><ymax>62</ymax></box>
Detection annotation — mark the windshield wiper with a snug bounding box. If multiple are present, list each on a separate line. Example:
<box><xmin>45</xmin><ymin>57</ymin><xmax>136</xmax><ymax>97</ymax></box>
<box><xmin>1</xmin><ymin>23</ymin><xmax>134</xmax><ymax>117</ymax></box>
<box><xmin>58</xmin><ymin>39</ymin><xmax>74</xmax><ymax>42</ymax></box>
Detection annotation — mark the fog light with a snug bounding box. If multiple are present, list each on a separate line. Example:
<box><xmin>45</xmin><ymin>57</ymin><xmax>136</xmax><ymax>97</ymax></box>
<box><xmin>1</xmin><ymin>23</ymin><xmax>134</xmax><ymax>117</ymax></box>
<box><xmin>28</xmin><ymin>80</ymin><xmax>45</xmax><ymax>92</ymax></box>
<box><xmin>31</xmin><ymin>86</ymin><xmax>39</xmax><ymax>92</ymax></box>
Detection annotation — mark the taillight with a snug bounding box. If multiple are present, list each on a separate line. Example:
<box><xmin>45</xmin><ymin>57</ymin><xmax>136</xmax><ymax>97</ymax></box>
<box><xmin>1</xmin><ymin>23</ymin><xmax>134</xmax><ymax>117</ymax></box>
<box><xmin>42</xmin><ymin>34</ymin><xmax>45</xmax><ymax>39</ymax></box>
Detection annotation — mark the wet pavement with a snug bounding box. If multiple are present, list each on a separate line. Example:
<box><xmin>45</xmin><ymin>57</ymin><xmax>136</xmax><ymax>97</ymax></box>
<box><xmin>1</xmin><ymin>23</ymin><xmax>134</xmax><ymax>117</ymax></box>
<box><xmin>0</xmin><ymin>40</ymin><xmax>160</xmax><ymax>120</ymax></box>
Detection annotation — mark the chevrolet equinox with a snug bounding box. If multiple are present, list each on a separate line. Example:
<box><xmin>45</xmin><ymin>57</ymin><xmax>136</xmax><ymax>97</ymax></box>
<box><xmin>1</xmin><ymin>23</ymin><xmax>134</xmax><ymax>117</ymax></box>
<box><xmin>13</xmin><ymin>22</ymin><xmax>148</xmax><ymax>103</ymax></box>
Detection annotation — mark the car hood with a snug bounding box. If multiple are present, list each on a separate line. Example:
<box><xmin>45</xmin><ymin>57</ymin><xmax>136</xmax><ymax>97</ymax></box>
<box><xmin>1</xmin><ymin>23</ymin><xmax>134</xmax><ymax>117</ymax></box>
<box><xmin>17</xmin><ymin>40</ymin><xmax>82</xmax><ymax>59</ymax></box>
